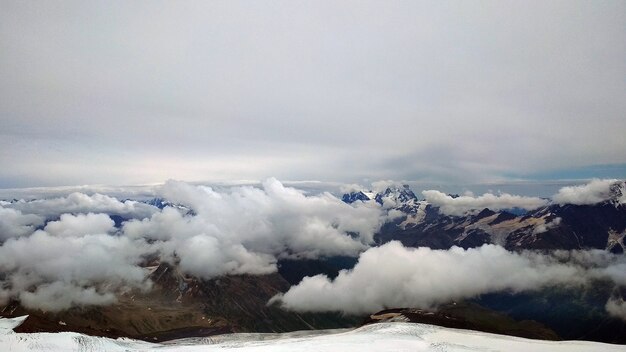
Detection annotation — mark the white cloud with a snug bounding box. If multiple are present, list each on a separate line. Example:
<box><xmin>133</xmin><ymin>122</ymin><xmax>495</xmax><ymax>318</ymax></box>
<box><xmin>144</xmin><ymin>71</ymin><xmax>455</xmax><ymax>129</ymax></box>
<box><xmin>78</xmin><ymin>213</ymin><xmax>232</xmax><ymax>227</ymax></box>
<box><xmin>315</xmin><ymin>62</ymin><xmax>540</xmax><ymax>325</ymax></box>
<box><xmin>150</xmin><ymin>178</ymin><xmax>385</xmax><ymax>259</ymax></box>
<box><xmin>0</xmin><ymin>207</ymin><xmax>44</xmax><ymax>241</ymax></box>
<box><xmin>2</xmin><ymin>178</ymin><xmax>625</xmax><ymax>315</ymax></box>
<box><xmin>532</xmin><ymin>217</ymin><xmax>561</xmax><ymax>235</ymax></box>
<box><xmin>422</xmin><ymin>190</ymin><xmax>548</xmax><ymax>216</ymax></box>
<box><xmin>5</xmin><ymin>192</ymin><xmax>158</xmax><ymax>220</ymax></box>
<box><xmin>0</xmin><ymin>179</ymin><xmax>387</xmax><ymax>310</ymax></box>
<box><xmin>606</xmin><ymin>297</ymin><xmax>626</xmax><ymax>320</ymax></box>
<box><xmin>552</xmin><ymin>179</ymin><xmax>625</xmax><ymax>205</ymax></box>
<box><xmin>0</xmin><ymin>231</ymin><xmax>150</xmax><ymax>311</ymax></box>
<box><xmin>19</xmin><ymin>282</ymin><xmax>117</xmax><ymax>312</ymax></box>
<box><xmin>125</xmin><ymin>178</ymin><xmax>387</xmax><ymax>274</ymax></box>
<box><xmin>44</xmin><ymin>213</ymin><xmax>115</xmax><ymax>237</ymax></box>
<box><xmin>176</xmin><ymin>235</ymin><xmax>277</xmax><ymax>279</ymax></box>
<box><xmin>0</xmin><ymin>185</ymin><xmax>159</xmax><ymax>202</ymax></box>
<box><xmin>273</xmin><ymin>242</ymin><xmax>626</xmax><ymax>317</ymax></box>
<box><xmin>339</xmin><ymin>183</ymin><xmax>367</xmax><ymax>194</ymax></box>
<box><xmin>370</xmin><ymin>180</ymin><xmax>403</xmax><ymax>193</ymax></box>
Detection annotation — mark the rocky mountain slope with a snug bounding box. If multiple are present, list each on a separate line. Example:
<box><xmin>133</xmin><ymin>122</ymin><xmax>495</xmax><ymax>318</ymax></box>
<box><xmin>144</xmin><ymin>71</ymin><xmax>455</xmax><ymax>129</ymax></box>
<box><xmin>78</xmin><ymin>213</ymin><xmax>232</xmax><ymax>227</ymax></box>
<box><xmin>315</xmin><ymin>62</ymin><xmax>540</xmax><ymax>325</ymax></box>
<box><xmin>362</xmin><ymin>302</ymin><xmax>559</xmax><ymax>341</ymax></box>
<box><xmin>1</xmin><ymin>180</ymin><xmax>625</xmax><ymax>344</ymax></box>
<box><xmin>343</xmin><ymin>181</ymin><xmax>626</xmax><ymax>253</ymax></box>
<box><xmin>1</xmin><ymin>262</ymin><xmax>357</xmax><ymax>341</ymax></box>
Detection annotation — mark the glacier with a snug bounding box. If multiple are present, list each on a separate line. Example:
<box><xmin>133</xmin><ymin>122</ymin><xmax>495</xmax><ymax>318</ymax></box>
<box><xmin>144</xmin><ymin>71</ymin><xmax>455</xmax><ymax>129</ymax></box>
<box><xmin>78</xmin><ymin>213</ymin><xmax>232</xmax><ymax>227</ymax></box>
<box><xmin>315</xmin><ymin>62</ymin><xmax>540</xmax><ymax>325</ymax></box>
<box><xmin>2</xmin><ymin>316</ymin><xmax>625</xmax><ymax>352</ymax></box>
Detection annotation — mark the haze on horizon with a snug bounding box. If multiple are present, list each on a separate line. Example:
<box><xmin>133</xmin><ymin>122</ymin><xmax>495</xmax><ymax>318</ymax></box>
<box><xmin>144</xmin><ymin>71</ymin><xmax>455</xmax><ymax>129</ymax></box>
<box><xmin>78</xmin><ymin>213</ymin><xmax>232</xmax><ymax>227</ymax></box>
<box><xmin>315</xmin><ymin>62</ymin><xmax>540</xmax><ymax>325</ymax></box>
<box><xmin>1</xmin><ymin>1</ymin><xmax>625</xmax><ymax>188</ymax></box>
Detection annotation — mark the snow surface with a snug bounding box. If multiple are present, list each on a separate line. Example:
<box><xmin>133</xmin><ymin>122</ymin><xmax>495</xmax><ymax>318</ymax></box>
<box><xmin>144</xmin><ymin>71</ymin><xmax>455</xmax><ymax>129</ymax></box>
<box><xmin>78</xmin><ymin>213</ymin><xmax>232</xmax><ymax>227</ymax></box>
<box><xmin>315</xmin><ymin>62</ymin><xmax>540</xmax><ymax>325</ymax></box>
<box><xmin>1</xmin><ymin>316</ymin><xmax>625</xmax><ymax>352</ymax></box>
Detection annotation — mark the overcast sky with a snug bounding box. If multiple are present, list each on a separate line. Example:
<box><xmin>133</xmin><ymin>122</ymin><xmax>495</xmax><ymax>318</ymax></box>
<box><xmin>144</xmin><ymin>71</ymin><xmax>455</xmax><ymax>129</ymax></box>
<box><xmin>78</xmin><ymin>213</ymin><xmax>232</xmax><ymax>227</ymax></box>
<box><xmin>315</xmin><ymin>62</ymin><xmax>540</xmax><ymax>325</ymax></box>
<box><xmin>1</xmin><ymin>1</ymin><xmax>625</xmax><ymax>188</ymax></box>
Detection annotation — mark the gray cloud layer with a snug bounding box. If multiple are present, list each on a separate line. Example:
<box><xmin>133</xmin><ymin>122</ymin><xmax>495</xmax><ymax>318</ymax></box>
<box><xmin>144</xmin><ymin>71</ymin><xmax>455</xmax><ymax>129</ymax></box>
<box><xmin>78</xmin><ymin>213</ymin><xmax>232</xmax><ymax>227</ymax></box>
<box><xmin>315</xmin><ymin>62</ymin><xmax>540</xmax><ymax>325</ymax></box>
<box><xmin>273</xmin><ymin>242</ymin><xmax>626</xmax><ymax>318</ymax></box>
<box><xmin>1</xmin><ymin>1</ymin><xmax>625</xmax><ymax>187</ymax></box>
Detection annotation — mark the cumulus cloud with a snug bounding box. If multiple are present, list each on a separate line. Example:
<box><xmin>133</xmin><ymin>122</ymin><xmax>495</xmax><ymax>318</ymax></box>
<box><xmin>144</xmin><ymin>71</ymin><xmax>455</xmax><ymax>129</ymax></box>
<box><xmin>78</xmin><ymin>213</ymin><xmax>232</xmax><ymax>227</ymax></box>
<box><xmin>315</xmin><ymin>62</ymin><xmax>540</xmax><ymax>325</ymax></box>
<box><xmin>123</xmin><ymin>179</ymin><xmax>386</xmax><ymax>275</ymax></box>
<box><xmin>0</xmin><ymin>207</ymin><xmax>44</xmax><ymax>240</ymax></box>
<box><xmin>370</xmin><ymin>180</ymin><xmax>401</xmax><ymax>193</ymax></box>
<box><xmin>422</xmin><ymin>190</ymin><xmax>548</xmax><ymax>216</ymax></box>
<box><xmin>0</xmin><ymin>179</ymin><xmax>387</xmax><ymax>310</ymax></box>
<box><xmin>44</xmin><ymin>213</ymin><xmax>115</xmax><ymax>237</ymax></box>
<box><xmin>606</xmin><ymin>297</ymin><xmax>626</xmax><ymax>320</ymax></box>
<box><xmin>2</xmin><ymin>178</ymin><xmax>624</xmax><ymax>314</ymax></box>
<box><xmin>4</xmin><ymin>192</ymin><xmax>158</xmax><ymax>220</ymax></box>
<box><xmin>0</xmin><ymin>231</ymin><xmax>151</xmax><ymax>311</ymax></box>
<box><xmin>19</xmin><ymin>282</ymin><xmax>117</xmax><ymax>312</ymax></box>
<box><xmin>272</xmin><ymin>242</ymin><xmax>626</xmax><ymax>317</ymax></box>
<box><xmin>552</xmin><ymin>179</ymin><xmax>626</xmax><ymax>205</ymax></box>
<box><xmin>151</xmin><ymin>178</ymin><xmax>385</xmax><ymax>259</ymax></box>
<box><xmin>176</xmin><ymin>235</ymin><xmax>277</xmax><ymax>279</ymax></box>
<box><xmin>339</xmin><ymin>183</ymin><xmax>367</xmax><ymax>194</ymax></box>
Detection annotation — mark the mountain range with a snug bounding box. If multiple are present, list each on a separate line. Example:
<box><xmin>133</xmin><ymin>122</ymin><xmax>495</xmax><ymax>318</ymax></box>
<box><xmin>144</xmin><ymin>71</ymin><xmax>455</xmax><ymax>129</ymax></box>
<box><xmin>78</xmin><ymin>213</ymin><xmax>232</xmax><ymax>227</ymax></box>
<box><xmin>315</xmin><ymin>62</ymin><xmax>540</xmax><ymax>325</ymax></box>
<box><xmin>1</xmin><ymin>180</ymin><xmax>625</xmax><ymax>344</ymax></box>
<box><xmin>343</xmin><ymin>181</ymin><xmax>626</xmax><ymax>253</ymax></box>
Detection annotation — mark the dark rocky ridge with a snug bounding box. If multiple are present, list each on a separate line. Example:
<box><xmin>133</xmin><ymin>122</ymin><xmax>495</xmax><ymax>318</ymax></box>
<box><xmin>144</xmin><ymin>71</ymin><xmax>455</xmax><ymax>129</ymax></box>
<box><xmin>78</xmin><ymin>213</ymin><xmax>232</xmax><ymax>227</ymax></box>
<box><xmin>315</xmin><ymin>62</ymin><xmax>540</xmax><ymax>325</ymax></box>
<box><xmin>2</xmin><ymin>262</ymin><xmax>359</xmax><ymax>342</ymax></box>
<box><xmin>363</xmin><ymin>302</ymin><xmax>560</xmax><ymax>341</ymax></box>
<box><xmin>344</xmin><ymin>181</ymin><xmax>626</xmax><ymax>253</ymax></box>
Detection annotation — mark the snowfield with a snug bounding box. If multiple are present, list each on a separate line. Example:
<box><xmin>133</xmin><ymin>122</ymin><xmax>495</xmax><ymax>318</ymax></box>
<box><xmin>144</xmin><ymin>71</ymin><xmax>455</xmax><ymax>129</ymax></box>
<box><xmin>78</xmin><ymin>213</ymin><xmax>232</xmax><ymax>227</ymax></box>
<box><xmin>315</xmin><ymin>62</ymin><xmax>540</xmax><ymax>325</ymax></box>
<box><xmin>1</xmin><ymin>316</ymin><xmax>625</xmax><ymax>352</ymax></box>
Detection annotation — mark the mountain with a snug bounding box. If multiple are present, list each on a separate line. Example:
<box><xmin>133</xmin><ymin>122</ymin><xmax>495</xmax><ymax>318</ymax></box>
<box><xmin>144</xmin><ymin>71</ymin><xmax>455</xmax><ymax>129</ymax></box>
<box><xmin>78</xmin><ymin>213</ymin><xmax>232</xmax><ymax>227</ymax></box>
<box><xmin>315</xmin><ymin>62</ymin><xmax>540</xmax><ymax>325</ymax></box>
<box><xmin>363</xmin><ymin>302</ymin><xmax>560</xmax><ymax>341</ymax></box>
<box><xmin>341</xmin><ymin>191</ymin><xmax>372</xmax><ymax>204</ymax></box>
<box><xmin>475</xmin><ymin>283</ymin><xmax>626</xmax><ymax>344</ymax></box>
<box><xmin>2</xmin><ymin>261</ymin><xmax>358</xmax><ymax>342</ymax></box>
<box><xmin>1</xmin><ymin>182</ymin><xmax>624</xmax><ymax>345</ymax></box>
<box><xmin>343</xmin><ymin>185</ymin><xmax>419</xmax><ymax>209</ymax></box>
<box><xmin>343</xmin><ymin>180</ymin><xmax>626</xmax><ymax>253</ymax></box>
<box><xmin>343</xmin><ymin>185</ymin><xmax>429</xmax><ymax>227</ymax></box>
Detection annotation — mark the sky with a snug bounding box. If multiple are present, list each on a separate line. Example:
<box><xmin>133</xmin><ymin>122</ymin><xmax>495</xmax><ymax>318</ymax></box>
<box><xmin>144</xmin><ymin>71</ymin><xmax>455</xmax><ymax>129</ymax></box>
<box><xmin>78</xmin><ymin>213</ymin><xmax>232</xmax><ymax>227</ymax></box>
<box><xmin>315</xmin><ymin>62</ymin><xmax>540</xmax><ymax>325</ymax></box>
<box><xmin>1</xmin><ymin>0</ymin><xmax>625</xmax><ymax>188</ymax></box>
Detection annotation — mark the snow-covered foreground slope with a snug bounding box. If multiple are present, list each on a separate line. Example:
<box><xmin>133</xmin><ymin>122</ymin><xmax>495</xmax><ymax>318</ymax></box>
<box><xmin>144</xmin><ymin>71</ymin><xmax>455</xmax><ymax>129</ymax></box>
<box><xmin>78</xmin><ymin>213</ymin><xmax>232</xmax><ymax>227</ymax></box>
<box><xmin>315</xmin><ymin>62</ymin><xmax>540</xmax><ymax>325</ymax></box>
<box><xmin>2</xmin><ymin>316</ymin><xmax>625</xmax><ymax>352</ymax></box>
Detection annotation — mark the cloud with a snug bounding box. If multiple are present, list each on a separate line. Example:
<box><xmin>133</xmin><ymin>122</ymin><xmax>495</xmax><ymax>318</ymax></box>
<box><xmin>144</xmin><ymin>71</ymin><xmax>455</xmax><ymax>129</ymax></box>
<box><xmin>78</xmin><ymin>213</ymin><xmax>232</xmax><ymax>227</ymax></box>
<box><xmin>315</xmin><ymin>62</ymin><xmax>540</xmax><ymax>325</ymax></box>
<box><xmin>2</xmin><ymin>2</ymin><xmax>625</xmax><ymax>187</ymax></box>
<box><xmin>123</xmin><ymin>179</ymin><xmax>387</xmax><ymax>276</ymax></box>
<box><xmin>2</xmin><ymin>178</ymin><xmax>625</xmax><ymax>314</ymax></box>
<box><xmin>422</xmin><ymin>190</ymin><xmax>548</xmax><ymax>216</ymax></box>
<box><xmin>44</xmin><ymin>213</ymin><xmax>115</xmax><ymax>237</ymax></box>
<box><xmin>0</xmin><ymin>207</ymin><xmax>44</xmax><ymax>241</ymax></box>
<box><xmin>0</xmin><ymin>179</ymin><xmax>387</xmax><ymax>310</ymax></box>
<box><xmin>272</xmin><ymin>242</ymin><xmax>626</xmax><ymax>317</ymax></box>
<box><xmin>552</xmin><ymin>179</ymin><xmax>626</xmax><ymax>205</ymax></box>
<box><xmin>176</xmin><ymin>235</ymin><xmax>277</xmax><ymax>279</ymax></box>
<box><xmin>151</xmin><ymin>178</ymin><xmax>385</xmax><ymax>259</ymax></box>
<box><xmin>0</xmin><ymin>231</ymin><xmax>151</xmax><ymax>311</ymax></box>
<box><xmin>4</xmin><ymin>192</ymin><xmax>158</xmax><ymax>220</ymax></box>
<box><xmin>0</xmin><ymin>184</ymin><xmax>160</xmax><ymax>202</ymax></box>
<box><xmin>532</xmin><ymin>217</ymin><xmax>561</xmax><ymax>235</ymax></box>
<box><xmin>606</xmin><ymin>297</ymin><xmax>626</xmax><ymax>320</ymax></box>
<box><xmin>339</xmin><ymin>183</ymin><xmax>367</xmax><ymax>194</ymax></box>
<box><xmin>19</xmin><ymin>282</ymin><xmax>118</xmax><ymax>312</ymax></box>
<box><xmin>370</xmin><ymin>180</ymin><xmax>404</xmax><ymax>194</ymax></box>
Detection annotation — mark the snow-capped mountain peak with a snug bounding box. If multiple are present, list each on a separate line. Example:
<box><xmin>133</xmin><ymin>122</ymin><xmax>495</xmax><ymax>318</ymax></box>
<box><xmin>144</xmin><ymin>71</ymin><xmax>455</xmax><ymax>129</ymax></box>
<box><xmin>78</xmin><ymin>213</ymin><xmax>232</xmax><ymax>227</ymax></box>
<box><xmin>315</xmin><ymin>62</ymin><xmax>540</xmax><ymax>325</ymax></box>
<box><xmin>342</xmin><ymin>185</ymin><xmax>423</xmax><ymax>214</ymax></box>
<box><xmin>375</xmin><ymin>185</ymin><xmax>418</xmax><ymax>206</ymax></box>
